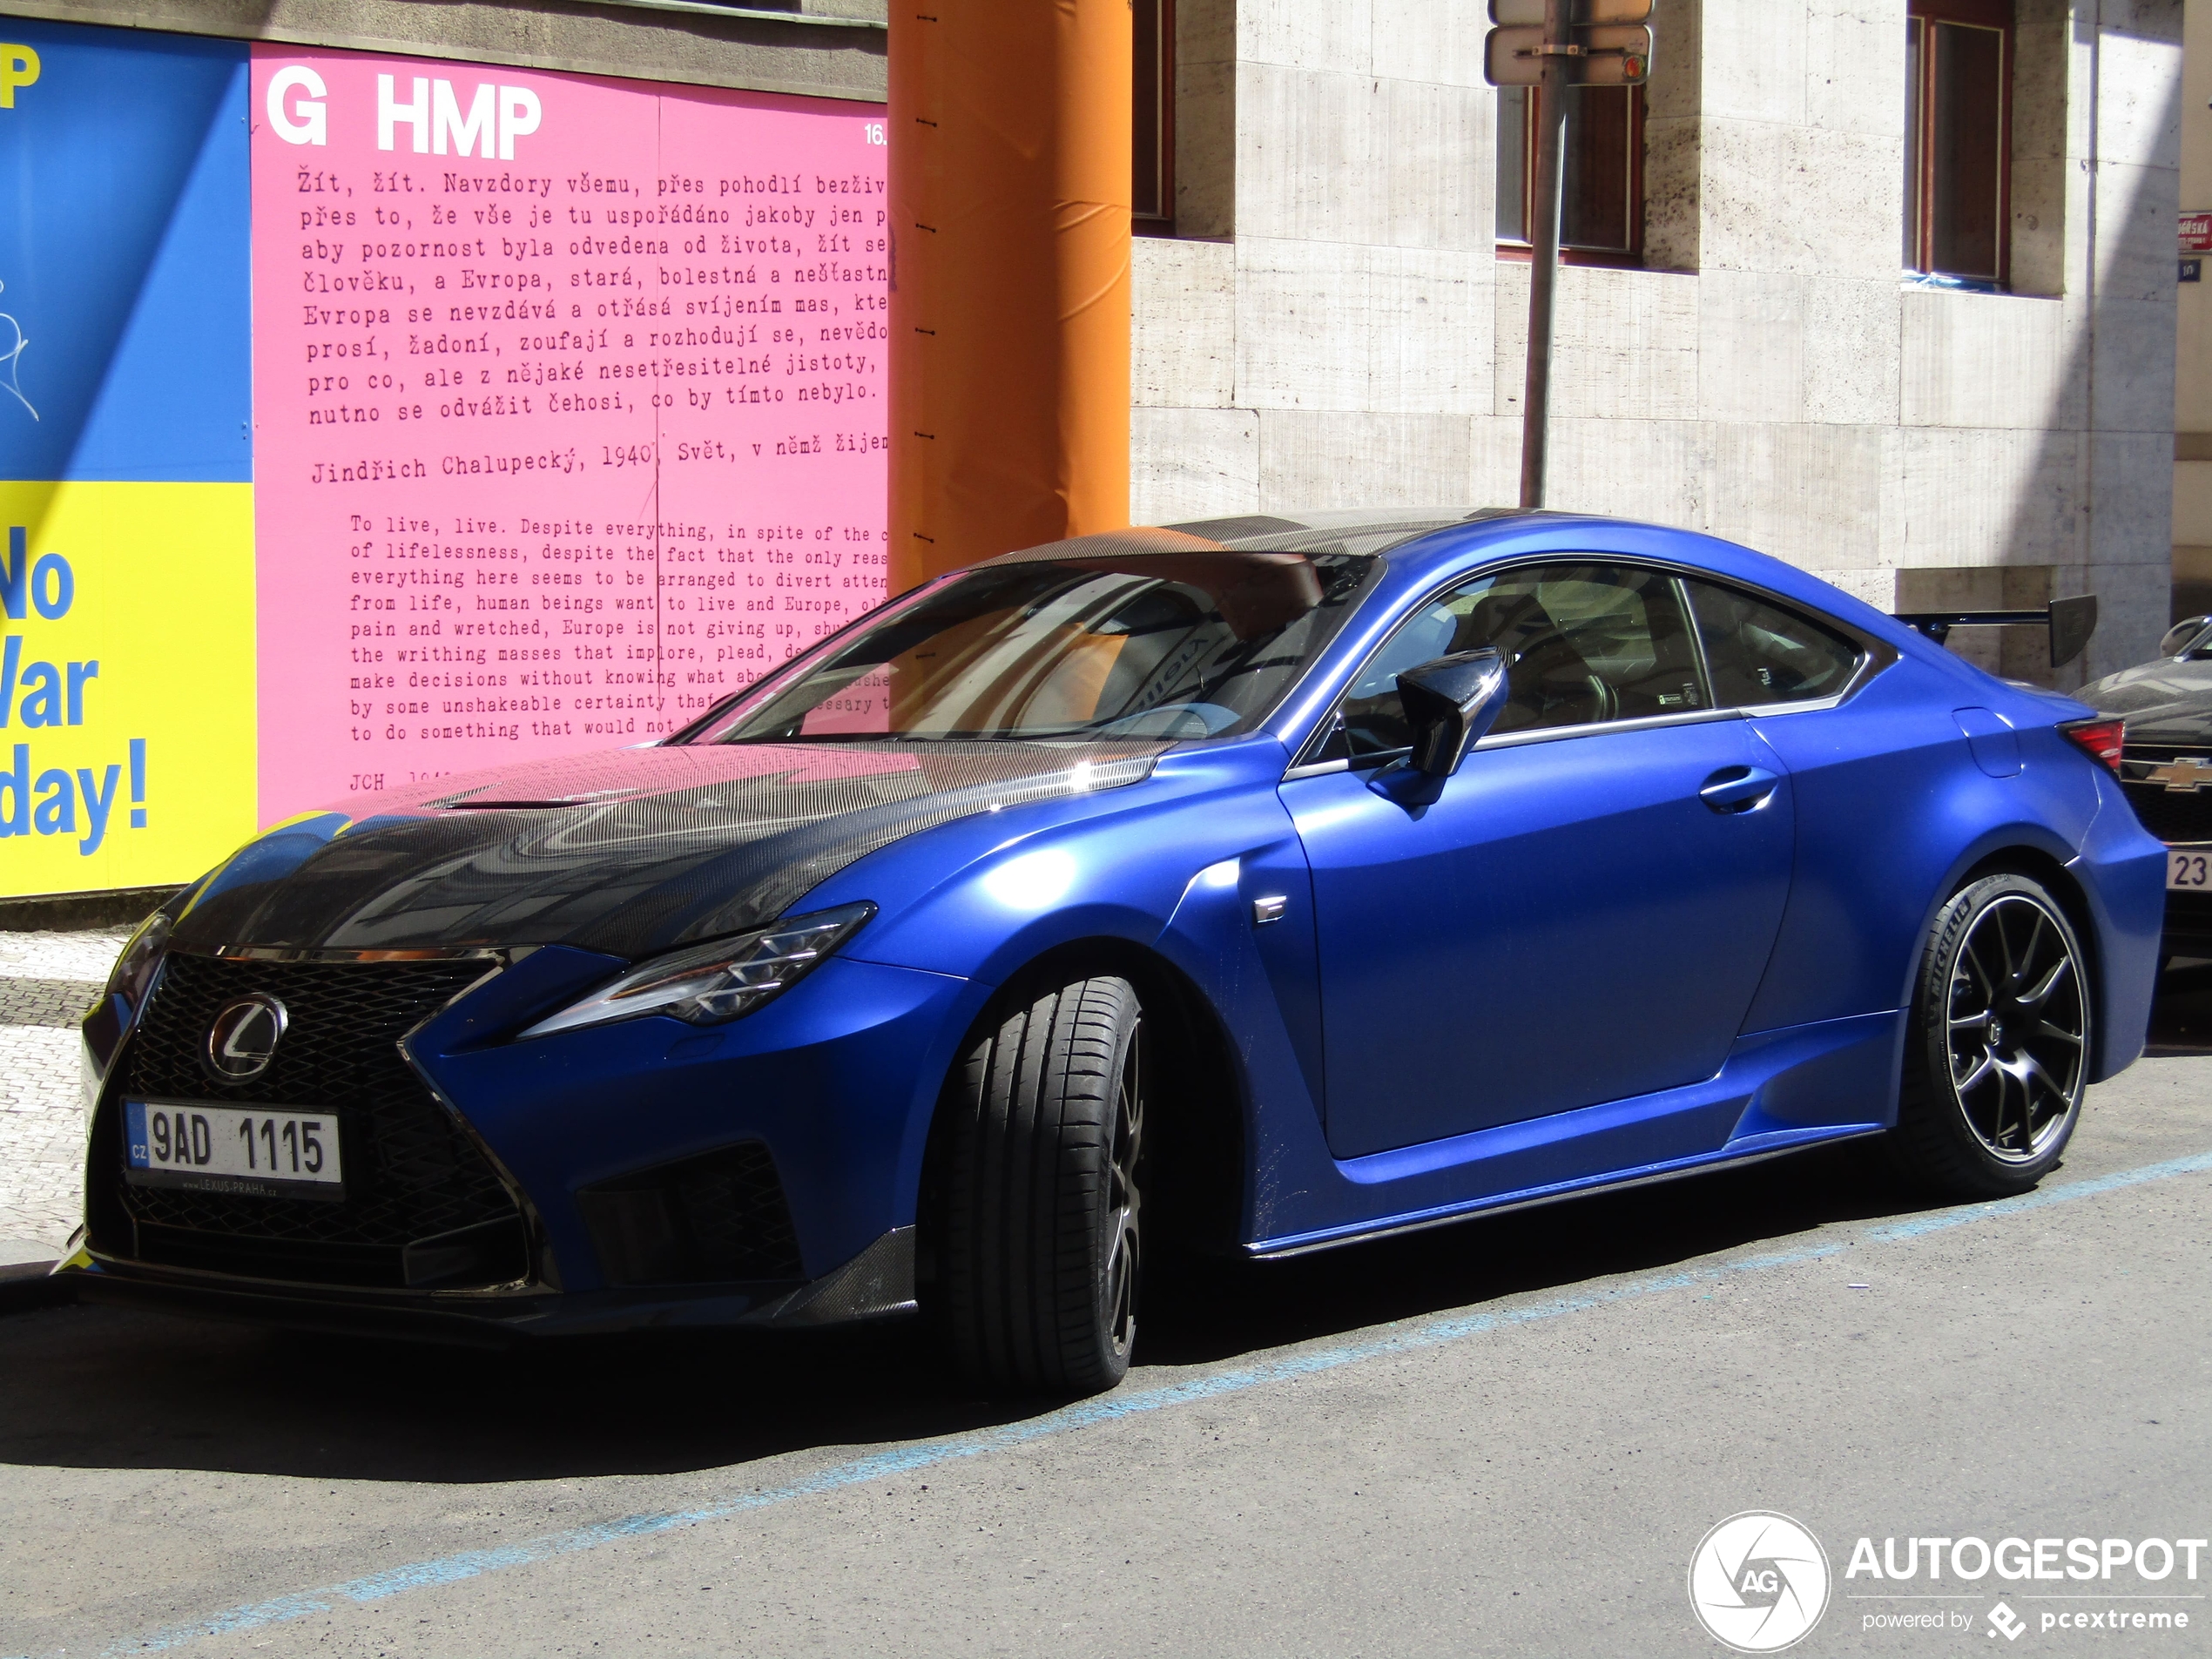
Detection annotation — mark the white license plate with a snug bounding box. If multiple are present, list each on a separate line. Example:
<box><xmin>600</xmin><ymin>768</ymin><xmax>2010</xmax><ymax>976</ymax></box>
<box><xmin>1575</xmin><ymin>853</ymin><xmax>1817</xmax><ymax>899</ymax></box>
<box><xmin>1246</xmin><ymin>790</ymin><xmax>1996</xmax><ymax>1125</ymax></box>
<box><xmin>123</xmin><ymin>1098</ymin><xmax>344</xmax><ymax>1199</ymax></box>
<box><xmin>2169</xmin><ymin>849</ymin><xmax>2212</xmax><ymax>891</ymax></box>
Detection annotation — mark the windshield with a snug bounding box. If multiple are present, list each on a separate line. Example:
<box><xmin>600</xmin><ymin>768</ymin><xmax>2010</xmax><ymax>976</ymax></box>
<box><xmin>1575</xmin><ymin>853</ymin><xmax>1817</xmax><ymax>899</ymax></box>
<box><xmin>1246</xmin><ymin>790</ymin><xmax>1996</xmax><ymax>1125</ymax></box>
<box><xmin>678</xmin><ymin>550</ymin><xmax>1377</xmax><ymax>744</ymax></box>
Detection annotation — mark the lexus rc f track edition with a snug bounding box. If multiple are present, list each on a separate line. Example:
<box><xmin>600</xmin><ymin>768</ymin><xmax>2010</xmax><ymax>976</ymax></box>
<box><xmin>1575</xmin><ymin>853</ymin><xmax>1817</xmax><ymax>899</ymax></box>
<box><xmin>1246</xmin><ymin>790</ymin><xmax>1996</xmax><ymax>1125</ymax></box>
<box><xmin>66</xmin><ymin>510</ymin><xmax>2166</xmax><ymax>1395</ymax></box>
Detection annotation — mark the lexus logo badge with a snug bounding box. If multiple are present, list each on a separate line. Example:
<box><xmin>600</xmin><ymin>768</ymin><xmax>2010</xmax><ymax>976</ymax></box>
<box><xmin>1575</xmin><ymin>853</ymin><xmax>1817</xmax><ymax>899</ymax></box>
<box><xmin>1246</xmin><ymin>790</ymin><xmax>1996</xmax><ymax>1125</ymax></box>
<box><xmin>204</xmin><ymin>995</ymin><xmax>288</xmax><ymax>1082</ymax></box>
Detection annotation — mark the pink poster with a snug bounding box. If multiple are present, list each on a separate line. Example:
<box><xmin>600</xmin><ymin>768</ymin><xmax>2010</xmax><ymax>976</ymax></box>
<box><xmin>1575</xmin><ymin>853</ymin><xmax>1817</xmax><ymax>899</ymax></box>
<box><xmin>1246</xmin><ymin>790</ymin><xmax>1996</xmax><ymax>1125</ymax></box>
<box><xmin>250</xmin><ymin>47</ymin><xmax>888</xmax><ymax>824</ymax></box>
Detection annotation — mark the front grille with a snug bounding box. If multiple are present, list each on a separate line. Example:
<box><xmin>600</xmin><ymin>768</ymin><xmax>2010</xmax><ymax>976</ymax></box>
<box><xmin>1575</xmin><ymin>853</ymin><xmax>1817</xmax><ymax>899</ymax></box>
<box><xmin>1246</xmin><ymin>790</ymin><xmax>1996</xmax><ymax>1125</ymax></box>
<box><xmin>101</xmin><ymin>954</ymin><xmax>528</xmax><ymax>1290</ymax></box>
<box><xmin>2118</xmin><ymin>748</ymin><xmax>2212</xmax><ymax>845</ymax></box>
<box><xmin>2163</xmin><ymin>887</ymin><xmax>2212</xmax><ymax>949</ymax></box>
<box><xmin>2120</xmin><ymin>779</ymin><xmax>2212</xmax><ymax>845</ymax></box>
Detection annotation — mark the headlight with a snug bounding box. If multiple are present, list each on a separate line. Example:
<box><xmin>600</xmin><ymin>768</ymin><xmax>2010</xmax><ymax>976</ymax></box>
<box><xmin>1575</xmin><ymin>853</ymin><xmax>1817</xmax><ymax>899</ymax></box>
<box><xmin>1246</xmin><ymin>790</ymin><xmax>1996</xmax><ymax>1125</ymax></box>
<box><xmin>519</xmin><ymin>901</ymin><xmax>876</xmax><ymax>1039</ymax></box>
<box><xmin>103</xmin><ymin>909</ymin><xmax>171</xmax><ymax>1020</ymax></box>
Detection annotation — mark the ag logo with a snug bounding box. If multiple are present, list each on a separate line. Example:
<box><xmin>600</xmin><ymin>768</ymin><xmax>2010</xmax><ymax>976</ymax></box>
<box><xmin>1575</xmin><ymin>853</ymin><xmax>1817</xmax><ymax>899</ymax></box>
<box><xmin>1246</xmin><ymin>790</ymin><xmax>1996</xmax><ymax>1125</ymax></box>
<box><xmin>203</xmin><ymin>995</ymin><xmax>289</xmax><ymax>1082</ymax></box>
<box><xmin>1688</xmin><ymin>1511</ymin><xmax>1831</xmax><ymax>1653</ymax></box>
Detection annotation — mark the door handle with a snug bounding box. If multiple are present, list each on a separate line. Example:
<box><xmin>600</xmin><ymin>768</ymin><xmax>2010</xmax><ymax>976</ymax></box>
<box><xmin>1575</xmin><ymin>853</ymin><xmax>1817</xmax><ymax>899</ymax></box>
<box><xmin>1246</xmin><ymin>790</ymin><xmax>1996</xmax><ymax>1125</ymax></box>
<box><xmin>1699</xmin><ymin>765</ymin><xmax>1779</xmax><ymax>813</ymax></box>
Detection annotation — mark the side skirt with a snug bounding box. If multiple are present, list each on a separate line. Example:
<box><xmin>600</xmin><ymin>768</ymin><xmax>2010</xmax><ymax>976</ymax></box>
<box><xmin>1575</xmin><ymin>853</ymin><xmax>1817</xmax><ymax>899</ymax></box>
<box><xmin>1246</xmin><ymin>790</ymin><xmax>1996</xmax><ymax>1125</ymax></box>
<box><xmin>1245</xmin><ymin>1125</ymin><xmax>1884</xmax><ymax>1259</ymax></box>
<box><xmin>1246</xmin><ymin>1007</ymin><xmax>1902</xmax><ymax>1258</ymax></box>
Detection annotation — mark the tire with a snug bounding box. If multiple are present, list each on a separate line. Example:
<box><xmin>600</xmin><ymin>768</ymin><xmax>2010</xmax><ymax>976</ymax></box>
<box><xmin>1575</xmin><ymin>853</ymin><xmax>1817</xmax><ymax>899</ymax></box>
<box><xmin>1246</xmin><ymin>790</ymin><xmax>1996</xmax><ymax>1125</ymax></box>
<box><xmin>934</xmin><ymin>974</ymin><xmax>1146</xmax><ymax>1395</ymax></box>
<box><xmin>1890</xmin><ymin>873</ymin><xmax>2091</xmax><ymax>1198</ymax></box>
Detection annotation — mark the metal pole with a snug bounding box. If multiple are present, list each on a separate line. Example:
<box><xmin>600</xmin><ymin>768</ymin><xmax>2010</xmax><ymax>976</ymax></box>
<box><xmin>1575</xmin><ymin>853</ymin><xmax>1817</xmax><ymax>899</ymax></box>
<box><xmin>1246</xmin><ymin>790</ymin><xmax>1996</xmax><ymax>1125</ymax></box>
<box><xmin>1519</xmin><ymin>0</ymin><xmax>1569</xmax><ymax>510</ymax></box>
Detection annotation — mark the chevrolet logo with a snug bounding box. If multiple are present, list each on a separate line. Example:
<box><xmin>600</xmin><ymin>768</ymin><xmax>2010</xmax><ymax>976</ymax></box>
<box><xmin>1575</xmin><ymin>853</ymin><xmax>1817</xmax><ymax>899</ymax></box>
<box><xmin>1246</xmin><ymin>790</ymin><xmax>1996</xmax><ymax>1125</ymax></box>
<box><xmin>2143</xmin><ymin>757</ymin><xmax>2212</xmax><ymax>792</ymax></box>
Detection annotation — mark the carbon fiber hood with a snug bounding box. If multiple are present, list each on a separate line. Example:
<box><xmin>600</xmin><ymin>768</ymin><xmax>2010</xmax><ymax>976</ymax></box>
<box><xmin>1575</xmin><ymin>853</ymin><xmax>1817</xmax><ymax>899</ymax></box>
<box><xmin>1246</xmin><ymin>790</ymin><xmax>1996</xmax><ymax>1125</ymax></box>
<box><xmin>170</xmin><ymin>741</ymin><xmax>1164</xmax><ymax>960</ymax></box>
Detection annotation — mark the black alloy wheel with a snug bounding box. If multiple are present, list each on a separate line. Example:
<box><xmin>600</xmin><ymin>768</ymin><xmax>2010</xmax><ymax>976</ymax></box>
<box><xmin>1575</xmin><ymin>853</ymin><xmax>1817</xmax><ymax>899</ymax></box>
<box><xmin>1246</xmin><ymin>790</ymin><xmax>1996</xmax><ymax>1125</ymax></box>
<box><xmin>1099</xmin><ymin>1013</ymin><xmax>1144</xmax><ymax>1365</ymax></box>
<box><xmin>933</xmin><ymin>974</ymin><xmax>1147</xmax><ymax>1395</ymax></box>
<box><xmin>1892</xmin><ymin>873</ymin><xmax>2090</xmax><ymax>1197</ymax></box>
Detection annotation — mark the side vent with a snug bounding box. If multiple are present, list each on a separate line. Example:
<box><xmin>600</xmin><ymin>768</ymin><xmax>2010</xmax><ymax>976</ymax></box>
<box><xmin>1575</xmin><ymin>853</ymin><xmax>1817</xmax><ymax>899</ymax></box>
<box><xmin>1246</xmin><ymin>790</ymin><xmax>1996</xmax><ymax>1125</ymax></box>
<box><xmin>576</xmin><ymin>1143</ymin><xmax>804</xmax><ymax>1286</ymax></box>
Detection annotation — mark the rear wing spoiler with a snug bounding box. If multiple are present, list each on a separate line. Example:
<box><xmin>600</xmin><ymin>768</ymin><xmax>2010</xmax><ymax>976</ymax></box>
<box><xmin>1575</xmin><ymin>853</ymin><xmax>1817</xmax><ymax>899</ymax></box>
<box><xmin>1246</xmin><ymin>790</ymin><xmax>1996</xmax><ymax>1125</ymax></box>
<box><xmin>1893</xmin><ymin>593</ymin><xmax>2099</xmax><ymax>670</ymax></box>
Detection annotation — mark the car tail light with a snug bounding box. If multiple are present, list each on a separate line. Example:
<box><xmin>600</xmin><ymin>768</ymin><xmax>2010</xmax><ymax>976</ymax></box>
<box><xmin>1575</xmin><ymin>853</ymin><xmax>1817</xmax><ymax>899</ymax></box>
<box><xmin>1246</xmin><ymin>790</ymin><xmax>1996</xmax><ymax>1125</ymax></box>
<box><xmin>2059</xmin><ymin>717</ymin><xmax>2126</xmax><ymax>773</ymax></box>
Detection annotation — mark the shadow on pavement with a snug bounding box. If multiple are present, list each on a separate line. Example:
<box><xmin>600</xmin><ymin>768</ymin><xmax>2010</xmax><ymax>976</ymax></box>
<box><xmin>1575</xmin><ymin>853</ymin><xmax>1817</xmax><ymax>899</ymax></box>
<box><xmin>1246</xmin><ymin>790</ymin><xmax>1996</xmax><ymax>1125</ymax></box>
<box><xmin>0</xmin><ymin>1138</ymin><xmax>1919</xmax><ymax>1487</ymax></box>
<box><xmin>5</xmin><ymin>963</ymin><xmax>2205</xmax><ymax>1488</ymax></box>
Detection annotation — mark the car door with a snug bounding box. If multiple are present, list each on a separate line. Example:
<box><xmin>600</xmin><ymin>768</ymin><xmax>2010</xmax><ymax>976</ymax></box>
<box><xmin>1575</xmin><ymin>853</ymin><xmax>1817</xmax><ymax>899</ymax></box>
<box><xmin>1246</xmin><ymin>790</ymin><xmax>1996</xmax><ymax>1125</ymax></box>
<box><xmin>1672</xmin><ymin>574</ymin><xmax>1921</xmax><ymax>1036</ymax></box>
<box><xmin>1282</xmin><ymin>561</ymin><xmax>1797</xmax><ymax>1159</ymax></box>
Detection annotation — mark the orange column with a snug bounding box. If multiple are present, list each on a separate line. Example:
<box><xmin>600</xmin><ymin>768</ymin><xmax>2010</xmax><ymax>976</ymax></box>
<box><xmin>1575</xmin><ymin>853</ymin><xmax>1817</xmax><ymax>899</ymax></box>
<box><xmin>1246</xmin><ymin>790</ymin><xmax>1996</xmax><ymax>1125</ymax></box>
<box><xmin>888</xmin><ymin>0</ymin><xmax>1133</xmax><ymax>592</ymax></box>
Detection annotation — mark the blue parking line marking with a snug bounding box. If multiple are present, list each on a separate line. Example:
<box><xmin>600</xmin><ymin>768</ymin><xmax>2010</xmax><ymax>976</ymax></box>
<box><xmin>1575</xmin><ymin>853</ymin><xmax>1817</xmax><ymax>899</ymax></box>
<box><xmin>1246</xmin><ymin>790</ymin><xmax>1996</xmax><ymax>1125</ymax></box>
<box><xmin>1863</xmin><ymin>1148</ymin><xmax>2212</xmax><ymax>1241</ymax></box>
<box><xmin>41</xmin><ymin>1146</ymin><xmax>2211</xmax><ymax>1659</ymax></box>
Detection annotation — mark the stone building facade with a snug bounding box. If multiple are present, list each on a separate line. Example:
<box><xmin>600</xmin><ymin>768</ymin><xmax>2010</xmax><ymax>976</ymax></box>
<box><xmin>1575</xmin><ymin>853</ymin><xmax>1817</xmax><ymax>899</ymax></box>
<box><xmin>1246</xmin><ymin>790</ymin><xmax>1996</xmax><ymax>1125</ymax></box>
<box><xmin>2174</xmin><ymin>0</ymin><xmax>2212</xmax><ymax>620</ymax></box>
<box><xmin>1133</xmin><ymin>0</ymin><xmax>2184</xmax><ymax>685</ymax></box>
<box><xmin>8</xmin><ymin>0</ymin><xmax>2185</xmax><ymax>692</ymax></box>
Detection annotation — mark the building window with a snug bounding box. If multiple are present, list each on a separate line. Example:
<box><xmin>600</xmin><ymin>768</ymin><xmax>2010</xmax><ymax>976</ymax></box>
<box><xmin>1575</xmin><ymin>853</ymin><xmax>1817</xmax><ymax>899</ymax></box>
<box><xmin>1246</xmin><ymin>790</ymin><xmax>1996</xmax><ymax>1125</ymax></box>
<box><xmin>1494</xmin><ymin>86</ymin><xmax>1645</xmax><ymax>264</ymax></box>
<box><xmin>1905</xmin><ymin>0</ymin><xmax>2012</xmax><ymax>284</ymax></box>
<box><xmin>1134</xmin><ymin>0</ymin><xmax>1175</xmax><ymax>231</ymax></box>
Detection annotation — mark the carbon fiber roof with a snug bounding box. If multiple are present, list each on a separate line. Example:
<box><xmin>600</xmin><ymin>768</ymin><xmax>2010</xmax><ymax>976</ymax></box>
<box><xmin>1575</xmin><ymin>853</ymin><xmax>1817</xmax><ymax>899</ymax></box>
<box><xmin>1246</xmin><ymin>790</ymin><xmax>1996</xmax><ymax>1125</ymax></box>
<box><xmin>982</xmin><ymin>512</ymin><xmax>1521</xmax><ymax>566</ymax></box>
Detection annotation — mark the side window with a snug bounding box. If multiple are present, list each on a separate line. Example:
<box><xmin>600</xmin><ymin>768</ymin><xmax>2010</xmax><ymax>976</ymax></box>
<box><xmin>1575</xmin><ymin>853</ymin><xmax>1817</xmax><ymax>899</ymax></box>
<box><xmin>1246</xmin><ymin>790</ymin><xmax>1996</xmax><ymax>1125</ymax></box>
<box><xmin>1683</xmin><ymin>580</ymin><xmax>1862</xmax><ymax>707</ymax></box>
<box><xmin>1328</xmin><ymin>563</ymin><xmax>1707</xmax><ymax>763</ymax></box>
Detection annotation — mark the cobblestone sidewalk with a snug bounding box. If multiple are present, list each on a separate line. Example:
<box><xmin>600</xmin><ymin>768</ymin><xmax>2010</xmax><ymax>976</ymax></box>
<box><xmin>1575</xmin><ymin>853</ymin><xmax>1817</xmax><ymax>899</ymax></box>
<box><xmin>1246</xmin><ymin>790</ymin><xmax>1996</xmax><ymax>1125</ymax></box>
<box><xmin>0</xmin><ymin>931</ymin><xmax>122</xmax><ymax>1258</ymax></box>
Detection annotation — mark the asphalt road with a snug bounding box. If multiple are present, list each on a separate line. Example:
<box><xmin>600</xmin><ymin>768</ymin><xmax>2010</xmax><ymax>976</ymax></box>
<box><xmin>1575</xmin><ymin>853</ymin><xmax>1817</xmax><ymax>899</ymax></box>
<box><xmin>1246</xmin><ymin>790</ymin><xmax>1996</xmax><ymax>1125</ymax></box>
<box><xmin>3</xmin><ymin>977</ymin><xmax>2210</xmax><ymax>1659</ymax></box>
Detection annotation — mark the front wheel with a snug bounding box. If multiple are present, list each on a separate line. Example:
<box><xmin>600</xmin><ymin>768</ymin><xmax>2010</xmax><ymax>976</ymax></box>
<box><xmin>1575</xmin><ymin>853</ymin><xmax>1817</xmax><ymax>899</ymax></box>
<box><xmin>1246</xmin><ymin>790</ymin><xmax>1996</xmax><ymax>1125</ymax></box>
<box><xmin>1890</xmin><ymin>873</ymin><xmax>2091</xmax><ymax>1197</ymax></box>
<box><xmin>932</xmin><ymin>974</ymin><xmax>1146</xmax><ymax>1395</ymax></box>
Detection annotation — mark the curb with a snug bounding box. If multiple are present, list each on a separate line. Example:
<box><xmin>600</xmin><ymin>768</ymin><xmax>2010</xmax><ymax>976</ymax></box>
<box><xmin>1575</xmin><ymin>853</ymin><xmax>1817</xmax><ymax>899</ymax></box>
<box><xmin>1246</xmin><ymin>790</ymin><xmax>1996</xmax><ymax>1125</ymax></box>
<box><xmin>0</xmin><ymin>1258</ymin><xmax>71</xmax><ymax>1315</ymax></box>
<box><xmin>0</xmin><ymin>883</ymin><xmax>178</xmax><ymax>934</ymax></box>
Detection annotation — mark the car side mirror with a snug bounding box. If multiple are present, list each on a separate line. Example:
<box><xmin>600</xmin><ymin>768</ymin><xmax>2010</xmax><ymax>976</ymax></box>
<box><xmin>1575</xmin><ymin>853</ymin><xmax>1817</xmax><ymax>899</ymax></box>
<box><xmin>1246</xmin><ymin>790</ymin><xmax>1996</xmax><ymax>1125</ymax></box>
<box><xmin>2161</xmin><ymin>616</ymin><xmax>2212</xmax><ymax>658</ymax></box>
<box><xmin>1398</xmin><ymin>649</ymin><xmax>1510</xmax><ymax>779</ymax></box>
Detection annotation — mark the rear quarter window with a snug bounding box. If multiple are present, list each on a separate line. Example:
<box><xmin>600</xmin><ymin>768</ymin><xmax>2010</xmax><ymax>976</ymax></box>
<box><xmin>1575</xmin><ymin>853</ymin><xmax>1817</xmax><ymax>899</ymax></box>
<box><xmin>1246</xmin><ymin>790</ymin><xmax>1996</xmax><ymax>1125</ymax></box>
<box><xmin>1684</xmin><ymin>580</ymin><xmax>1861</xmax><ymax>708</ymax></box>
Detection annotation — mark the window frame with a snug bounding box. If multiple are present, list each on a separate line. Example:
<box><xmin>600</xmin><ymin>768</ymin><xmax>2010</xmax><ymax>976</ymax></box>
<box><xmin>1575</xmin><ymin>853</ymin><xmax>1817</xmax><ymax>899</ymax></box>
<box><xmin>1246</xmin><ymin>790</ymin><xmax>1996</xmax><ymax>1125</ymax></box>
<box><xmin>1905</xmin><ymin>0</ymin><xmax>2014</xmax><ymax>287</ymax></box>
<box><xmin>1284</xmin><ymin>561</ymin><xmax>1885</xmax><ymax>778</ymax></box>
<box><xmin>1494</xmin><ymin>84</ymin><xmax>1648</xmax><ymax>269</ymax></box>
<box><xmin>1133</xmin><ymin>0</ymin><xmax>1177</xmax><ymax>235</ymax></box>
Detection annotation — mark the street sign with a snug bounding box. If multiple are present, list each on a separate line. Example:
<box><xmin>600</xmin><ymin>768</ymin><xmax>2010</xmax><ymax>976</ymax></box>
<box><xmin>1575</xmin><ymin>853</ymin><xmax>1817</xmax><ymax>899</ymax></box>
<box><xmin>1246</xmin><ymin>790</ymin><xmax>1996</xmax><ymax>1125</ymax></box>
<box><xmin>2182</xmin><ymin>211</ymin><xmax>2212</xmax><ymax>254</ymax></box>
<box><xmin>1485</xmin><ymin>23</ymin><xmax>1652</xmax><ymax>85</ymax></box>
<box><xmin>1484</xmin><ymin>24</ymin><xmax>1544</xmax><ymax>85</ymax></box>
<box><xmin>1570</xmin><ymin>24</ymin><xmax>1651</xmax><ymax>84</ymax></box>
<box><xmin>1489</xmin><ymin>0</ymin><xmax>1651</xmax><ymax>22</ymax></box>
<box><xmin>1488</xmin><ymin>0</ymin><xmax>1656</xmax><ymax>510</ymax></box>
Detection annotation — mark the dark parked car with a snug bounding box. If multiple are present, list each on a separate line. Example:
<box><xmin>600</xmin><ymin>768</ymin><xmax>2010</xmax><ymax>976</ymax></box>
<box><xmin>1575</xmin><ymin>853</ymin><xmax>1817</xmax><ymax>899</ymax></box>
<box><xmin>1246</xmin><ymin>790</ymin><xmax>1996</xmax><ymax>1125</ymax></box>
<box><xmin>64</xmin><ymin>510</ymin><xmax>2166</xmax><ymax>1395</ymax></box>
<box><xmin>2079</xmin><ymin>615</ymin><xmax>2212</xmax><ymax>961</ymax></box>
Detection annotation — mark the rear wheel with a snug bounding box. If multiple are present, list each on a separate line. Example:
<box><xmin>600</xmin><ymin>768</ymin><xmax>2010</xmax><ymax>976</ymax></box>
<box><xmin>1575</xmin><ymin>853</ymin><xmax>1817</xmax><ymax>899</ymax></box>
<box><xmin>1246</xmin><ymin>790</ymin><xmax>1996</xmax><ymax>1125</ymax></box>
<box><xmin>934</xmin><ymin>975</ymin><xmax>1145</xmax><ymax>1395</ymax></box>
<box><xmin>1891</xmin><ymin>873</ymin><xmax>2090</xmax><ymax>1197</ymax></box>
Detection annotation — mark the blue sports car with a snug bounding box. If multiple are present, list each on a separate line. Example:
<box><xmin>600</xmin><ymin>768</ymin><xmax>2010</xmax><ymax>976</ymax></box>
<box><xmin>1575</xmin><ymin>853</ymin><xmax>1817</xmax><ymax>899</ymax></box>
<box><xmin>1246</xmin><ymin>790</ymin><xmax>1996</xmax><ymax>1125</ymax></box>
<box><xmin>69</xmin><ymin>510</ymin><xmax>2165</xmax><ymax>1394</ymax></box>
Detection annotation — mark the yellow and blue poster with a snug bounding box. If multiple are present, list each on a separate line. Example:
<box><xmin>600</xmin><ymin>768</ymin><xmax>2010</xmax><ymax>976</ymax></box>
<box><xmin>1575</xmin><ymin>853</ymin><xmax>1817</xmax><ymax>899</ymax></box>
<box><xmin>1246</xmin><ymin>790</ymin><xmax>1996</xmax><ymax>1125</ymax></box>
<box><xmin>0</xmin><ymin>19</ymin><xmax>257</xmax><ymax>895</ymax></box>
